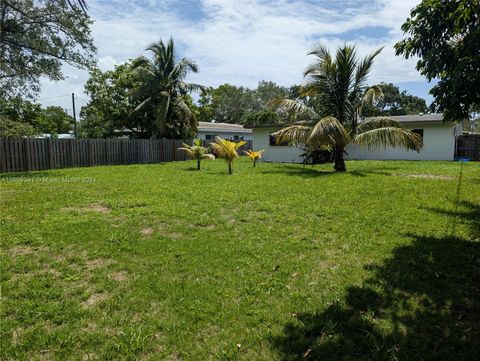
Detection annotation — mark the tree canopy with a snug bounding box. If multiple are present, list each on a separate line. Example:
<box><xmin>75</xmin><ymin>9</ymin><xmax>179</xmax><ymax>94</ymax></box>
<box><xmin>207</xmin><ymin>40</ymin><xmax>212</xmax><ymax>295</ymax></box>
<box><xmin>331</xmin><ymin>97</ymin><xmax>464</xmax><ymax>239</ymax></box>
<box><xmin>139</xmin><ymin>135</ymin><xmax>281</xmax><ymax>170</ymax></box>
<box><xmin>395</xmin><ymin>0</ymin><xmax>480</xmax><ymax>121</ymax></box>
<box><xmin>361</xmin><ymin>83</ymin><xmax>428</xmax><ymax>117</ymax></box>
<box><xmin>0</xmin><ymin>0</ymin><xmax>96</xmax><ymax>99</ymax></box>
<box><xmin>0</xmin><ymin>96</ymin><xmax>73</xmax><ymax>137</ymax></box>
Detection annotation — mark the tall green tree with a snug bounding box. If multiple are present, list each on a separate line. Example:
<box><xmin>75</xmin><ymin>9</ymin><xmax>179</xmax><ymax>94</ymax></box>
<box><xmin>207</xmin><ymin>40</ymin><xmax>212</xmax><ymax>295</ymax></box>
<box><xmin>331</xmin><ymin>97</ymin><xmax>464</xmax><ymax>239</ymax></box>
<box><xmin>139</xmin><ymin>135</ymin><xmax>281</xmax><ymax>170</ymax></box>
<box><xmin>0</xmin><ymin>96</ymin><xmax>73</xmax><ymax>137</ymax></box>
<box><xmin>361</xmin><ymin>83</ymin><xmax>428</xmax><ymax>116</ymax></box>
<box><xmin>395</xmin><ymin>0</ymin><xmax>480</xmax><ymax>121</ymax></box>
<box><xmin>272</xmin><ymin>44</ymin><xmax>422</xmax><ymax>172</ymax></box>
<box><xmin>80</xmin><ymin>63</ymin><xmax>141</xmax><ymax>138</ymax></box>
<box><xmin>132</xmin><ymin>38</ymin><xmax>206</xmax><ymax>139</ymax></box>
<box><xmin>197</xmin><ymin>81</ymin><xmax>289</xmax><ymax>124</ymax></box>
<box><xmin>0</xmin><ymin>0</ymin><xmax>96</xmax><ymax>99</ymax></box>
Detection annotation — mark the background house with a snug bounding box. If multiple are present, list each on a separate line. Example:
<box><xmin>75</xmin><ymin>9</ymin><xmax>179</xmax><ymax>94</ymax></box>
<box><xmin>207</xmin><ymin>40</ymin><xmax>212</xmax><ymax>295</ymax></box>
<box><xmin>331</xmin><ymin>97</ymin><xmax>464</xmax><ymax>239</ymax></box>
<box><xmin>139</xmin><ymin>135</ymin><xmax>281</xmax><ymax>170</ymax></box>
<box><xmin>197</xmin><ymin>122</ymin><xmax>252</xmax><ymax>141</ymax></box>
<box><xmin>249</xmin><ymin>114</ymin><xmax>462</xmax><ymax>163</ymax></box>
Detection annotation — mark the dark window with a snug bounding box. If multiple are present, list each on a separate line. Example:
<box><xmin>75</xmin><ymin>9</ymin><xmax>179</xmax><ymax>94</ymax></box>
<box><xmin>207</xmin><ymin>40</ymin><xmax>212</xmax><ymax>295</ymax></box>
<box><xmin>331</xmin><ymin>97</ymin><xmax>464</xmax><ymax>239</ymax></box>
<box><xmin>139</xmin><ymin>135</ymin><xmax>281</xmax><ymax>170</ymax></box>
<box><xmin>205</xmin><ymin>134</ymin><xmax>216</xmax><ymax>140</ymax></box>
<box><xmin>234</xmin><ymin>135</ymin><xmax>239</xmax><ymax>140</ymax></box>
<box><xmin>412</xmin><ymin>129</ymin><xmax>424</xmax><ymax>139</ymax></box>
<box><xmin>269</xmin><ymin>134</ymin><xmax>289</xmax><ymax>146</ymax></box>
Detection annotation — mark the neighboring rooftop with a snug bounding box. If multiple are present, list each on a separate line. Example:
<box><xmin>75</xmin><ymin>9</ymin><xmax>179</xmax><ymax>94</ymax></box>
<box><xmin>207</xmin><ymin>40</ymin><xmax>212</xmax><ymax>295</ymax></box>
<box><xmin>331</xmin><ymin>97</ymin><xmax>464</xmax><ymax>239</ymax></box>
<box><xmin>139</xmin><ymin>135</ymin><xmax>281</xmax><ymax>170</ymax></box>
<box><xmin>366</xmin><ymin>113</ymin><xmax>444</xmax><ymax>123</ymax></box>
<box><xmin>198</xmin><ymin>122</ymin><xmax>252</xmax><ymax>133</ymax></box>
<box><xmin>246</xmin><ymin>114</ymin><xmax>445</xmax><ymax>128</ymax></box>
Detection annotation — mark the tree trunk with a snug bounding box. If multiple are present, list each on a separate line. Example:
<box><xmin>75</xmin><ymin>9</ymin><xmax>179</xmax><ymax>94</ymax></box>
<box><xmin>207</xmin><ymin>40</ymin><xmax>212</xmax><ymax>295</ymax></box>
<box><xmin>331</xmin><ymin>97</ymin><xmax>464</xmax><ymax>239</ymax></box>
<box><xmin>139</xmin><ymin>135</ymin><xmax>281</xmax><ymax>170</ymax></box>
<box><xmin>334</xmin><ymin>146</ymin><xmax>346</xmax><ymax>172</ymax></box>
<box><xmin>253</xmin><ymin>159</ymin><xmax>256</xmax><ymax>167</ymax></box>
<box><xmin>228</xmin><ymin>161</ymin><xmax>233</xmax><ymax>174</ymax></box>
<box><xmin>197</xmin><ymin>158</ymin><xmax>201</xmax><ymax>170</ymax></box>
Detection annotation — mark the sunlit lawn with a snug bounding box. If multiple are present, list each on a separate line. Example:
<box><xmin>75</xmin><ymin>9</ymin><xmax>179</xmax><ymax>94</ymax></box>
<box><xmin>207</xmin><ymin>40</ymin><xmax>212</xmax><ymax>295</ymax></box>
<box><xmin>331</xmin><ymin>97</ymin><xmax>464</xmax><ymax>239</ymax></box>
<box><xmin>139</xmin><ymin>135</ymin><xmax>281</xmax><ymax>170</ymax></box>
<box><xmin>1</xmin><ymin>159</ymin><xmax>479</xmax><ymax>360</ymax></box>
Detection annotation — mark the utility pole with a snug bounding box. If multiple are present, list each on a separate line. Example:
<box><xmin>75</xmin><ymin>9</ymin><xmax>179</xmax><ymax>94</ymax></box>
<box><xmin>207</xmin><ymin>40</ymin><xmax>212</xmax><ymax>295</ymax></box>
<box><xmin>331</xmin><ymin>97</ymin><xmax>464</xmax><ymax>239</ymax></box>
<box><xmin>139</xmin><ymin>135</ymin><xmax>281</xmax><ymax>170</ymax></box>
<box><xmin>72</xmin><ymin>92</ymin><xmax>77</xmax><ymax>138</ymax></box>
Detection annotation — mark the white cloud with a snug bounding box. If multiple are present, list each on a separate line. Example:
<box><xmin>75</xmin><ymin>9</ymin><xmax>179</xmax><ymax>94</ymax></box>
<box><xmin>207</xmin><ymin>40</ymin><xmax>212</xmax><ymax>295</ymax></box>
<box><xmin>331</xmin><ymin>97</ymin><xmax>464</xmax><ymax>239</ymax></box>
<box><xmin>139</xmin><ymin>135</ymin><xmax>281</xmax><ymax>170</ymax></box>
<box><xmin>38</xmin><ymin>0</ymin><xmax>430</xmax><ymax>111</ymax></box>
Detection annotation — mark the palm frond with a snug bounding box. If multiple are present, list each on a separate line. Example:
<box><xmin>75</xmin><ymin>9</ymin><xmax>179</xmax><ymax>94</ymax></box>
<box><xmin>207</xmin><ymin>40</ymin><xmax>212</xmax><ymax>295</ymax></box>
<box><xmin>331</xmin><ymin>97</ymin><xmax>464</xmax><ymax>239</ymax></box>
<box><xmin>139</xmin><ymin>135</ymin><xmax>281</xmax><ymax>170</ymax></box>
<box><xmin>273</xmin><ymin>125</ymin><xmax>312</xmax><ymax>146</ymax></box>
<box><xmin>357</xmin><ymin>117</ymin><xmax>402</xmax><ymax>133</ymax></box>
<box><xmin>353</xmin><ymin>127</ymin><xmax>423</xmax><ymax>151</ymax></box>
<box><xmin>308</xmin><ymin>116</ymin><xmax>350</xmax><ymax>144</ymax></box>
<box><xmin>354</xmin><ymin>46</ymin><xmax>384</xmax><ymax>89</ymax></box>
<box><xmin>362</xmin><ymin>85</ymin><xmax>383</xmax><ymax>106</ymax></box>
<box><xmin>269</xmin><ymin>98</ymin><xmax>320</xmax><ymax>121</ymax></box>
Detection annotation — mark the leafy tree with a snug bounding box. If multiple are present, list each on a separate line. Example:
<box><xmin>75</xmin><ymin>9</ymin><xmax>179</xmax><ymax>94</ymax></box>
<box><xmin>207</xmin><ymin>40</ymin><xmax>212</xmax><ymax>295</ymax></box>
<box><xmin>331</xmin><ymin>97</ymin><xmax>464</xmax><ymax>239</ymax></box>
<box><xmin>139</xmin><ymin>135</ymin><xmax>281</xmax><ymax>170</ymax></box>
<box><xmin>244</xmin><ymin>149</ymin><xmax>265</xmax><ymax>167</ymax></box>
<box><xmin>272</xmin><ymin>44</ymin><xmax>423</xmax><ymax>172</ymax></box>
<box><xmin>395</xmin><ymin>0</ymin><xmax>480</xmax><ymax>121</ymax></box>
<box><xmin>208</xmin><ymin>84</ymin><xmax>254</xmax><ymax>123</ymax></box>
<box><xmin>361</xmin><ymin>83</ymin><xmax>428</xmax><ymax>116</ymax></box>
<box><xmin>210</xmin><ymin>137</ymin><xmax>246</xmax><ymax>174</ymax></box>
<box><xmin>242</xmin><ymin>109</ymin><xmax>280</xmax><ymax>126</ymax></box>
<box><xmin>36</xmin><ymin>106</ymin><xmax>73</xmax><ymax>136</ymax></box>
<box><xmin>178</xmin><ymin>139</ymin><xmax>215</xmax><ymax>170</ymax></box>
<box><xmin>132</xmin><ymin>38</ymin><xmax>206</xmax><ymax>139</ymax></box>
<box><xmin>0</xmin><ymin>97</ymin><xmax>73</xmax><ymax>137</ymax></box>
<box><xmin>80</xmin><ymin>63</ymin><xmax>140</xmax><ymax>138</ymax></box>
<box><xmin>0</xmin><ymin>0</ymin><xmax>96</xmax><ymax>99</ymax></box>
<box><xmin>196</xmin><ymin>81</ymin><xmax>290</xmax><ymax>124</ymax></box>
<box><xmin>0</xmin><ymin>117</ymin><xmax>37</xmax><ymax>138</ymax></box>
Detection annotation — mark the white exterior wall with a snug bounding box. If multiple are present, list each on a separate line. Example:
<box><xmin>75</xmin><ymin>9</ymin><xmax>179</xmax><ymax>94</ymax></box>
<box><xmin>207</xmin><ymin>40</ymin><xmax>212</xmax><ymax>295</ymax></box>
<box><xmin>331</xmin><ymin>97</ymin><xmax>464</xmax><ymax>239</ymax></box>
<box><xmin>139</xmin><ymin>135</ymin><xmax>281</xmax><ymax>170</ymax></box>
<box><xmin>252</xmin><ymin>123</ymin><xmax>460</xmax><ymax>163</ymax></box>
<box><xmin>345</xmin><ymin>122</ymin><xmax>459</xmax><ymax>161</ymax></box>
<box><xmin>252</xmin><ymin>127</ymin><xmax>303</xmax><ymax>163</ymax></box>
<box><xmin>197</xmin><ymin>130</ymin><xmax>252</xmax><ymax>141</ymax></box>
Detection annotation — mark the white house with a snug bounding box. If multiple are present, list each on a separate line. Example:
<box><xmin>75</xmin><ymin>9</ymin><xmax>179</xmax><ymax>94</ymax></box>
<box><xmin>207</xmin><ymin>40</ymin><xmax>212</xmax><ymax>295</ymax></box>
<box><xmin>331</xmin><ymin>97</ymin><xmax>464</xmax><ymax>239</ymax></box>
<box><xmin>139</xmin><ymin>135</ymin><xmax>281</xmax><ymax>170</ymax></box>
<box><xmin>197</xmin><ymin>122</ymin><xmax>252</xmax><ymax>142</ymax></box>
<box><xmin>248</xmin><ymin>114</ymin><xmax>461</xmax><ymax>163</ymax></box>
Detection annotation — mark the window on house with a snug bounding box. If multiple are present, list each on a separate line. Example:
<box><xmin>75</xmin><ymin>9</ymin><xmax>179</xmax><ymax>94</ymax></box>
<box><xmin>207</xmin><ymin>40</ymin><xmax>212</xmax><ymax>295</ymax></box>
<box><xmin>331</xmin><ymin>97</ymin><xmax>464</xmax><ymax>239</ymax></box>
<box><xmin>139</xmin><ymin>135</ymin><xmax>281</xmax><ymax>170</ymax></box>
<box><xmin>234</xmin><ymin>135</ymin><xmax>239</xmax><ymax>140</ymax></box>
<box><xmin>412</xmin><ymin>129</ymin><xmax>424</xmax><ymax>139</ymax></box>
<box><xmin>269</xmin><ymin>134</ymin><xmax>289</xmax><ymax>146</ymax></box>
<box><xmin>205</xmin><ymin>134</ymin><xmax>216</xmax><ymax>140</ymax></box>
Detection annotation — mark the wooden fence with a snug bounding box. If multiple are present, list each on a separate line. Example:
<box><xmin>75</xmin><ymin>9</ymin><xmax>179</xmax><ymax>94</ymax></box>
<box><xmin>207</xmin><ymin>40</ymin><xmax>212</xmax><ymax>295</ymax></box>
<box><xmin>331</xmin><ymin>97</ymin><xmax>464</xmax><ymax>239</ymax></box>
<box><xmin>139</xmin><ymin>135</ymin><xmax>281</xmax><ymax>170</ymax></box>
<box><xmin>0</xmin><ymin>138</ymin><xmax>253</xmax><ymax>173</ymax></box>
<box><xmin>455</xmin><ymin>134</ymin><xmax>480</xmax><ymax>161</ymax></box>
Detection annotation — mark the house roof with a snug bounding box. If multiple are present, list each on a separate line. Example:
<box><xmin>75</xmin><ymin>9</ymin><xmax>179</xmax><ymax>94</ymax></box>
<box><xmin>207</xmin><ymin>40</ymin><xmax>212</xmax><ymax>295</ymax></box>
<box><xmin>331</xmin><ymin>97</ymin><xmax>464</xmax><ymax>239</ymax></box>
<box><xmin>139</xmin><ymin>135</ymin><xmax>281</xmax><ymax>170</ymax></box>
<box><xmin>198</xmin><ymin>122</ymin><xmax>252</xmax><ymax>134</ymax></box>
<box><xmin>365</xmin><ymin>113</ymin><xmax>444</xmax><ymax>123</ymax></box>
<box><xmin>246</xmin><ymin>114</ymin><xmax>445</xmax><ymax>129</ymax></box>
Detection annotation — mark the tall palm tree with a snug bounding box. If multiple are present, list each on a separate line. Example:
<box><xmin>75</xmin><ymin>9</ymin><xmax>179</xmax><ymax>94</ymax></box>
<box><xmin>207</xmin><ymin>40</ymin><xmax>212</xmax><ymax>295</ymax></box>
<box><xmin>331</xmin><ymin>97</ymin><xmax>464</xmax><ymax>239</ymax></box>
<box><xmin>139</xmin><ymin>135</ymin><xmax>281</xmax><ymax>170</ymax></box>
<box><xmin>271</xmin><ymin>44</ymin><xmax>423</xmax><ymax>172</ymax></box>
<box><xmin>132</xmin><ymin>38</ymin><xmax>206</xmax><ymax>138</ymax></box>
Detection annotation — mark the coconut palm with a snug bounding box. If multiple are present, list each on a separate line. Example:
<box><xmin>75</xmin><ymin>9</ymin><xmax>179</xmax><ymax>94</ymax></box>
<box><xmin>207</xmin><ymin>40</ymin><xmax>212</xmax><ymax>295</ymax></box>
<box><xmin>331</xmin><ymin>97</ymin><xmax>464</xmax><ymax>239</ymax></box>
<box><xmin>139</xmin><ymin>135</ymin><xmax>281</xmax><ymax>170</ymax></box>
<box><xmin>132</xmin><ymin>38</ymin><xmax>206</xmax><ymax>138</ymax></box>
<box><xmin>244</xmin><ymin>149</ymin><xmax>265</xmax><ymax>167</ymax></box>
<box><xmin>178</xmin><ymin>139</ymin><xmax>215</xmax><ymax>170</ymax></box>
<box><xmin>271</xmin><ymin>44</ymin><xmax>423</xmax><ymax>172</ymax></box>
<box><xmin>210</xmin><ymin>137</ymin><xmax>246</xmax><ymax>174</ymax></box>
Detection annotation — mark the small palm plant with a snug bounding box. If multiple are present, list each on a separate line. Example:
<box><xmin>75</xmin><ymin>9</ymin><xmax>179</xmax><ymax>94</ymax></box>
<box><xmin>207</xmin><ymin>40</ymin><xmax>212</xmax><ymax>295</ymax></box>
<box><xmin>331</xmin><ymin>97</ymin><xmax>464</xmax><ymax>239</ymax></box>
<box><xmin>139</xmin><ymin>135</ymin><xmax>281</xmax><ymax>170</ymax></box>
<box><xmin>178</xmin><ymin>139</ymin><xmax>215</xmax><ymax>170</ymax></box>
<box><xmin>210</xmin><ymin>137</ymin><xmax>246</xmax><ymax>174</ymax></box>
<box><xmin>244</xmin><ymin>149</ymin><xmax>265</xmax><ymax>167</ymax></box>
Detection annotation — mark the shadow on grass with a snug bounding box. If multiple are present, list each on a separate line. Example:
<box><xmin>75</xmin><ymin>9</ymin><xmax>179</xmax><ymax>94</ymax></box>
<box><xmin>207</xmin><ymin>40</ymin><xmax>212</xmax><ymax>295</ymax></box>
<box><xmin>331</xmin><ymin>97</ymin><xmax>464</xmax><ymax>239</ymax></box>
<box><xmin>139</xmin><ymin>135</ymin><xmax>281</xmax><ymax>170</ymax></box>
<box><xmin>261</xmin><ymin>164</ymin><xmax>335</xmax><ymax>178</ymax></box>
<box><xmin>260</xmin><ymin>163</ymin><xmax>401</xmax><ymax>178</ymax></box>
<box><xmin>272</xmin><ymin>202</ymin><xmax>480</xmax><ymax>360</ymax></box>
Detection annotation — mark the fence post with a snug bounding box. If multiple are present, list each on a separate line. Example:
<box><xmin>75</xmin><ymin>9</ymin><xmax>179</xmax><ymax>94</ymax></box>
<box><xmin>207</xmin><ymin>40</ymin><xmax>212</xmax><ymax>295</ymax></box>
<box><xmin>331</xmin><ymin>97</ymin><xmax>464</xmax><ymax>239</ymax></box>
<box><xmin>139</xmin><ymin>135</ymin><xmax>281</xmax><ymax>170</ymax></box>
<box><xmin>0</xmin><ymin>139</ymin><xmax>5</xmax><ymax>173</ymax></box>
<box><xmin>23</xmin><ymin>138</ymin><xmax>31</xmax><ymax>172</ymax></box>
<box><xmin>68</xmin><ymin>139</ymin><xmax>74</xmax><ymax>167</ymax></box>
<box><xmin>87</xmin><ymin>139</ymin><xmax>93</xmax><ymax>166</ymax></box>
<box><xmin>47</xmin><ymin>138</ymin><xmax>53</xmax><ymax>169</ymax></box>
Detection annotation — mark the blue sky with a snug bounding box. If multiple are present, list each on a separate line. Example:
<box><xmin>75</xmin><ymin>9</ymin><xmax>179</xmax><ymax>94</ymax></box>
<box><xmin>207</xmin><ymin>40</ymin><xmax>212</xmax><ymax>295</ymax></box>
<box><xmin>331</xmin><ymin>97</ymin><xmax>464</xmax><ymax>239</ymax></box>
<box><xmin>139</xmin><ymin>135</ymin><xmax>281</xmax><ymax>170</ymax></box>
<box><xmin>38</xmin><ymin>0</ymin><xmax>435</xmax><ymax>113</ymax></box>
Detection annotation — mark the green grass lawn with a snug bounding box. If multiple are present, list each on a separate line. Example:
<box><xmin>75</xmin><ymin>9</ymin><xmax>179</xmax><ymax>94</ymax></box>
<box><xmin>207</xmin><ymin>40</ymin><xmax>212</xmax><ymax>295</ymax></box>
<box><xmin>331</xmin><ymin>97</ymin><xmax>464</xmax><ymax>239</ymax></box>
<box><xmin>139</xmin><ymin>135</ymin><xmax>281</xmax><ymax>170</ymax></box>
<box><xmin>1</xmin><ymin>159</ymin><xmax>479</xmax><ymax>360</ymax></box>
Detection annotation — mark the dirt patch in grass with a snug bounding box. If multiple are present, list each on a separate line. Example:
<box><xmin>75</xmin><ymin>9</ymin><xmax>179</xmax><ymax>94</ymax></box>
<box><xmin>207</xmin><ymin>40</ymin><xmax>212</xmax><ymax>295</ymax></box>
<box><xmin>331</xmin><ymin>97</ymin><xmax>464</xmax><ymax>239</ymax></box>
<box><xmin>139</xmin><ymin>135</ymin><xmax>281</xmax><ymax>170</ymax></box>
<box><xmin>82</xmin><ymin>292</ymin><xmax>109</xmax><ymax>308</ymax></box>
<box><xmin>141</xmin><ymin>227</ymin><xmax>154</xmax><ymax>235</ymax></box>
<box><xmin>11</xmin><ymin>327</ymin><xmax>23</xmax><ymax>345</ymax></box>
<box><xmin>62</xmin><ymin>203</ymin><xmax>111</xmax><ymax>213</ymax></box>
<box><xmin>110</xmin><ymin>271</ymin><xmax>129</xmax><ymax>282</ymax></box>
<box><xmin>394</xmin><ymin>173</ymin><xmax>453</xmax><ymax>180</ymax></box>
<box><xmin>8</xmin><ymin>245</ymin><xmax>48</xmax><ymax>257</ymax></box>
<box><xmin>85</xmin><ymin>258</ymin><xmax>112</xmax><ymax>270</ymax></box>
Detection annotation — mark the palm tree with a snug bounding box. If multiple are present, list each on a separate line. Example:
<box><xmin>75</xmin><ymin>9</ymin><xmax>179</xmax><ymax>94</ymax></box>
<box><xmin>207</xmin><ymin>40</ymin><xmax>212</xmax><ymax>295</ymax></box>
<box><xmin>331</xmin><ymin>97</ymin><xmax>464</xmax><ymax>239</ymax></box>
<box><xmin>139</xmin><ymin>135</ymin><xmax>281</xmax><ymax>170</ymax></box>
<box><xmin>271</xmin><ymin>44</ymin><xmax>423</xmax><ymax>172</ymax></box>
<box><xmin>210</xmin><ymin>137</ymin><xmax>246</xmax><ymax>174</ymax></box>
<box><xmin>244</xmin><ymin>149</ymin><xmax>265</xmax><ymax>167</ymax></box>
<box><xmin>178</xmin><ymin>139</ymin><xmax>215</xmax><ymax>170</ymax></box>
<box><xmin>132</xmin><ymin>38</ymin><xmax>206</xmax><ymax>138</ymax></box>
